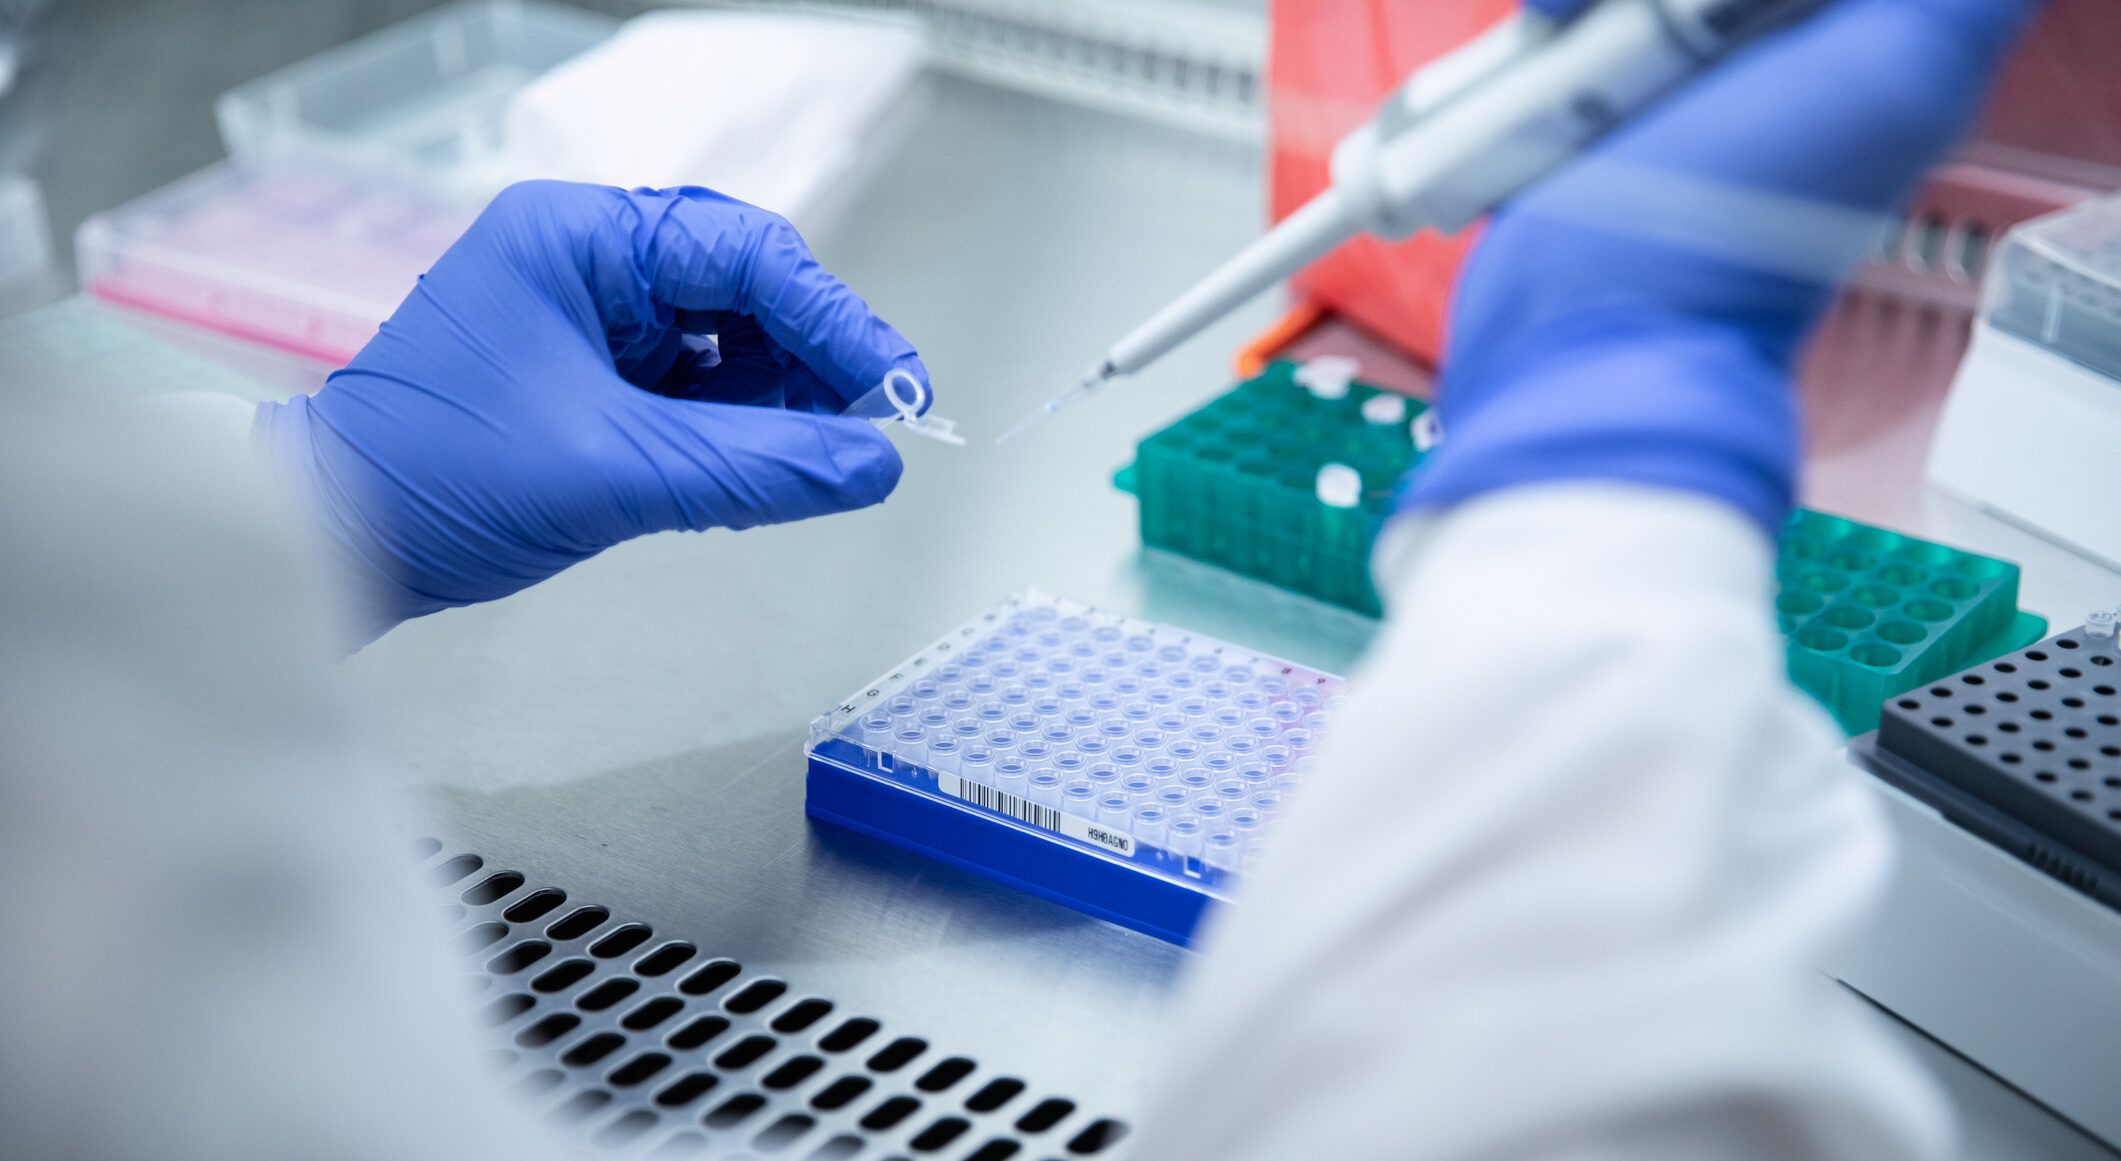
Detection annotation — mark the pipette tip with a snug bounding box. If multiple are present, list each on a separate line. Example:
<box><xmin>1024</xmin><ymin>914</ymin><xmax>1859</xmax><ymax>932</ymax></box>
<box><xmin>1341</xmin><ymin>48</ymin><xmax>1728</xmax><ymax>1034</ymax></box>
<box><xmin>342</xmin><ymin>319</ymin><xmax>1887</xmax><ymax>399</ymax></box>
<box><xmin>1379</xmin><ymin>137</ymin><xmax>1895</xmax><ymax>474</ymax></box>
<box><xmin>995</xmin><ymin>405</ymin><xmax>1052</xmax><ymax>445</ymax></box>
<box><xmin>995</xmin><ymin>362</ymin><xmax>1116</xmax><ymax>444</ymax></box>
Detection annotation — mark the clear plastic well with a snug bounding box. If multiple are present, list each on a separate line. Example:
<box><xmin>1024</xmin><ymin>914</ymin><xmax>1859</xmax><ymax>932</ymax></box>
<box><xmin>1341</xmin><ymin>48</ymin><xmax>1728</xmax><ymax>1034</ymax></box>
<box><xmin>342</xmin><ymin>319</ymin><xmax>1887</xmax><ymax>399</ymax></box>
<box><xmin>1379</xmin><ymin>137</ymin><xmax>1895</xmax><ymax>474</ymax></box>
<box><xmin>808</xmin><ymin>589</ymin><xmax>1346</xmax><ymax>887</ymax></box>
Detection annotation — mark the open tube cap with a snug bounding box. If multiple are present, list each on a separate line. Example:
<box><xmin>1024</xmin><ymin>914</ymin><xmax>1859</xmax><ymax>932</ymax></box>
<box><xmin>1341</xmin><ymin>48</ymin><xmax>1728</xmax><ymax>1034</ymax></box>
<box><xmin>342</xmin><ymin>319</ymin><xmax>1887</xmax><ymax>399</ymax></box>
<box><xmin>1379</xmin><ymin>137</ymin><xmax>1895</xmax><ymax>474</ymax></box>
<box><xmin>846</xmin><ymin>368</ymin><xmax>965</xmax><ymax>446</ymax></box>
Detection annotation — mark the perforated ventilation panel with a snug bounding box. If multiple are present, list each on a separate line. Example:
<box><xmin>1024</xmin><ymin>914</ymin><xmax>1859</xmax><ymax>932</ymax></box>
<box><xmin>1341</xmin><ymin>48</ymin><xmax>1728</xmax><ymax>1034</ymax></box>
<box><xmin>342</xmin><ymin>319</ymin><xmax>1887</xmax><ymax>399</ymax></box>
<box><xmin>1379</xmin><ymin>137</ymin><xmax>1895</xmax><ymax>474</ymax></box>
<box><xmin>420</xmin><ymin>843</ymin><xmax>1132</xmax><ymax>1160</ymax></box>
<box><xmin>700</xmin><ymin>0</ymin><xmax>1264</xmax><ymax>140</ymax></box>
<box><xmin>1856</xmin><ymin>625</ymin><xmax>2121</xmax><ymax>907</ymax></box>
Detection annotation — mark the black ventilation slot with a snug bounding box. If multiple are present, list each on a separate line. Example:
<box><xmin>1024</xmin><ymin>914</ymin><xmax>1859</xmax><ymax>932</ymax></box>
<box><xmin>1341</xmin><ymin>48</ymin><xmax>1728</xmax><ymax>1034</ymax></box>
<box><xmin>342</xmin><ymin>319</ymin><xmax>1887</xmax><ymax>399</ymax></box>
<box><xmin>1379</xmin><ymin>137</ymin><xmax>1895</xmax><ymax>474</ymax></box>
<box><xmin>415</xmin><ymin>847</ymin><xmax>1129</xmax><ymax>1156</ymax></box>
<box><xmin>817</xmin><ymin>1018</ymin><xmax>879</xmax><ymax>1053</ymax></box>
<box><xmin>634</xmin><ymin>942</ymin><xmax>697</xmax><ymax>977</ymax></box>
<box><xmin>608</xmin><ymin>1052</ymin><xmax>672</xmax><ymax>1088</ymax></box>
<box><xmin>667</xmin><ymin>1015</ymin><xmax>730</xmax><ymax>1051</ymax></box>
<box><xmin>463</xmin><ymin>871</ymin><xmax>525</xmax><ymax>905</ymax></box>
<box><xmin>430</xmin><ymin>853</ymin><xmax>484</xmax><ymax>884</ymax></box>
<box><xmin>505</xmin><ymin>889</ymin><xmax>567</xmax><ymax>923</ymax></box>
<box><xmin>965</xmin><ymin>1077</ymin><xmax>1024</xmax><ymax>1112</ymax></box>
<box><xmin>655</xmin><ymin>1072</ymin><xmax>719</xmax><ymax>1109</ymax></box>
<box><xmin>589</xmin><ymin>924</ymin><xmax>654</xmax><ymax>958</ymax></box>
<box><xmin>577</xmin><ymin>977</ymin><xmax>639</xmax><ymax>1012</ymax></box>
<box><xmin>772</xmin><ymin>998</ymin><xmax>833</xmax><ymax>1033</ymax></box>
<box><xmin>867</xmin><ymin>1037</ymin><xmax>928</xmax><ymax>1073</ymax></box>
<box><xmin>488</xmin><ymin>940</ymin><xmax>553</xmax><ymax>975</ymax></box>
<box><xmin>621</xmin><ymin>997</ymin><xmax>683</xmax><ymax>1032</ymax></box>
<box><xmin>724</xmin><ymin>978</ymin><xmax>788</xmax><ymax>1014</ymax></box>
<box><xmin>531</xmin><ymin>958</ymin><xmax>595</xmax><ymax>993</ymax></box>
<box><xmin>547</xmin><ymin>906</ymin><xmax>611</xmax><ymax>941</ymax></box>
<box><xmin>679</xmin><ymin>959</ymin><xmax>742</xmax><ymax>996</ymax></box>
<box><xmin>713</xmin><ymin>1034</ymin><xmax>778</xmax><ymax>1071</ymax></box>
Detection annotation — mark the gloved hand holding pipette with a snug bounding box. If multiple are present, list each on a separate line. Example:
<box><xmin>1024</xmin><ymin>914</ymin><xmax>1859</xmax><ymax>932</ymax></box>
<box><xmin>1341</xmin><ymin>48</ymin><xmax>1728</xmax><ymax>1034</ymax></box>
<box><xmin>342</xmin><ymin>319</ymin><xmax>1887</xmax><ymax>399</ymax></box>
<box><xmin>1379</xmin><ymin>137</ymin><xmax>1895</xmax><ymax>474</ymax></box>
<box><xmin>1139</xmin><ymin>2</ymin><xmax>2039</xmax><ymax>1159</ymax></box>
<box><xmin>254</xmin><ymin>181</ymin><xmax>930</xmax><ymax>646</ymax></box>
<box><xmin>1402</xmin><ymin>0</ymin><xmax>2034</xmax><ymax>536</ymax></box>
<box><xmin>1002</xmin><ymin>0</ymin><xmax>1844</xmax><ymax>441</ymax></box>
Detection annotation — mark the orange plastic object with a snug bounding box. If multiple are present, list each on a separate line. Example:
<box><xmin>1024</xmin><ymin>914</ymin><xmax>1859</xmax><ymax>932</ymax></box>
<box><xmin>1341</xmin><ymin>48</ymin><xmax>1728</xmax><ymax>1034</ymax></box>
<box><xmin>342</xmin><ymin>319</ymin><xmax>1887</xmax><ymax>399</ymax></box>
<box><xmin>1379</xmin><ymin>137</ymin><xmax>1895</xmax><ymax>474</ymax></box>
<box><xmin>1267</xmin><ymin>0</ymin><xmax>1512</xmax><ymax>367</ymax></box>
<box><xmin>1232</xmin><ymin>301</ymin><xmax>1327</xmax><ymax>378</ymax></box>
<box><xmin>1265</xmin><ymin>0</ymin><xmax>2121</xmax><ymax>373</ymax></box>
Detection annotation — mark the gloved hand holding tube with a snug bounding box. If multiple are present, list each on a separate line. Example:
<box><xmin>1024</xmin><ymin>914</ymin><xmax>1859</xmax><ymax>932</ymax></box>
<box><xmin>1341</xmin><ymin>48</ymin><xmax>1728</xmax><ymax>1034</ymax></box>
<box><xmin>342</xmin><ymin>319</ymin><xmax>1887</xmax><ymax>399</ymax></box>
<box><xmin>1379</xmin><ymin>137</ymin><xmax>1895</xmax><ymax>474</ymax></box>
<box><xmin>1399</xmin><ymin>0</ymin><xmax>2039</xmax><ymax>537</ymax></box>
<box><xmin>254</xmin><ymin>182</ymin><xmax>929</xmax><ymax>646</ymax></box>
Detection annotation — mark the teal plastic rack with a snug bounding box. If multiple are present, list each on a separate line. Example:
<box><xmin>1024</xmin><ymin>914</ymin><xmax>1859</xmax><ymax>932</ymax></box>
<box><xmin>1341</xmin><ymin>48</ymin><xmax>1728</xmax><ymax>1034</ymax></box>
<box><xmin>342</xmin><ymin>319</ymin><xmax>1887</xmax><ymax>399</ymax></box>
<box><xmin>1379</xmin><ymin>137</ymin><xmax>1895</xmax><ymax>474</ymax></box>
<box><xmin>1117</xmin><ymin>363</ymin><xmax>2045</xmax><ymax>732</ymax></box>
<box><xmin>1776</xmin><ymin>510</ymin><xmax>2046</xmax><ymax>733</ymax></box>
<box><xmin>1115</xmin><ymin>360</ymin><xmax>1425</xmax><ymax>617</ymax></box>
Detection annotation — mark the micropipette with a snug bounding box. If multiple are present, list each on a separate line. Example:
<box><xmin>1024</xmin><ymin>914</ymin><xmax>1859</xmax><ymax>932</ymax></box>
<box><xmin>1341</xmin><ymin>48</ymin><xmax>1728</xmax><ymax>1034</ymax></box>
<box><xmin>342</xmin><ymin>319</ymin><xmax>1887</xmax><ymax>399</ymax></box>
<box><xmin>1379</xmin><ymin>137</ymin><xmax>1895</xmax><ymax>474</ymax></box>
<box><xmin>998</xmin><ymin>0</ymin><xmax>1824</xmax><ymax>442</ymax></box>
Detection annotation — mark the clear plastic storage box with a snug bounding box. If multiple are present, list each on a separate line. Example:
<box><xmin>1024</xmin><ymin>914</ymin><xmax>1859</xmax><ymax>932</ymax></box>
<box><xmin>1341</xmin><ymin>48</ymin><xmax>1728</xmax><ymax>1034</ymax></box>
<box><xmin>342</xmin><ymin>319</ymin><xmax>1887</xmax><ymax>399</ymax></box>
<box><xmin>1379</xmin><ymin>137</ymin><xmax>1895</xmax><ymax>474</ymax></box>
<box><xmin>76</xmin><ymin>161</ymin><xmax>475</xmax><ymax>364</ymax></box>
<box><xmin>216</xmin><ymin>0</ymin><xmax>617</xmax><ymax>198</ymax></box>
<box><xmin>1983</xmin><ymin>192</ymin><xmax>2121</xmax><ymax>383</ymax></box>
<box><xmin>1929</xmin><ymin>194</ymin><xmax>2121</xmax><ymax>565</ymax></box>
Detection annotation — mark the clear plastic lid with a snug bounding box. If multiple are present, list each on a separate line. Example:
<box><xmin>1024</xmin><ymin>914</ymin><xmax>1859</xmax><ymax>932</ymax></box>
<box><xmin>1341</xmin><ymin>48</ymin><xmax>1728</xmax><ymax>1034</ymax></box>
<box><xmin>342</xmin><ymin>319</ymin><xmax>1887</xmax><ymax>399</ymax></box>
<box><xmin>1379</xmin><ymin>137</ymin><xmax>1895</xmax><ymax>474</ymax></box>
<box><xmin>810</xmin><ymin>589</ymin><xmax>1347</xmax><ymax>877</ymax></box>
<box><xmin>75</xmin><ymin>160</ymin><xmax>475</xmax><ymax>364</ymax></box>
<box><xmin>1983</xmin><ymin>193</ymin><xmax>2121</xmax><ymax>383</ymax></box>
<box><xmin>215</xmin><ymin>0</ymin><xmax>617</xmax><ymax>198</ymax></box>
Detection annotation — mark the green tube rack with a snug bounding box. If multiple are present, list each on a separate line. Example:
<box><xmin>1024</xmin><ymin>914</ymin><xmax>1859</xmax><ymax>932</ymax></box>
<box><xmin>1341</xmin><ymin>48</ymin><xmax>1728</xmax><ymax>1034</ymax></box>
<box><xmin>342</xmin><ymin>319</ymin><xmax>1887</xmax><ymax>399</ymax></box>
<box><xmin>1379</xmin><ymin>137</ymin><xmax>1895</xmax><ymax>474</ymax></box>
<box><xmin>1116</xmin><ymin>361</ymin><xmax>2046</xmax><ymax>733</ymax></box>
<box><xmin>1776</xmin><ymin>510</ymin><xmax>2046</xmax><ymax>733</ymax></box>
<box><xmin>1113</xmin><ymin>360</ymin><xmax>1424</xmax><ymax>617</ymax></box>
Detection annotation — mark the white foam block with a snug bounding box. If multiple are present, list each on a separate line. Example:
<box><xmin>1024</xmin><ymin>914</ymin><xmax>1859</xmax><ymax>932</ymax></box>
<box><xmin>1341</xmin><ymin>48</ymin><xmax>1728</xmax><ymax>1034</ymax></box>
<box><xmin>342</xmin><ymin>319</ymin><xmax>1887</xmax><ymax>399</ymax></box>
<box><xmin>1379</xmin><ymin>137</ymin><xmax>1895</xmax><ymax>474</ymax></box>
<box><xmin>505</xmin><ymin>10</ymin><xmax>925</xmax><ymax>219</ymax></box>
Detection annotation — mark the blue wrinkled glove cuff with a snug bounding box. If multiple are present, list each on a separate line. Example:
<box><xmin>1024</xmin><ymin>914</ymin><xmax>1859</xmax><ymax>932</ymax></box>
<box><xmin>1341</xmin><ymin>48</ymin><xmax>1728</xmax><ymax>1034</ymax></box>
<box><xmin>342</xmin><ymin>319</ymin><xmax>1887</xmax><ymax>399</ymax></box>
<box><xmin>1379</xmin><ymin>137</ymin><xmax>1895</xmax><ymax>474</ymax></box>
<box><xmin>1399</xmin><ymin>315</ymin><xmax>1798</xmax><ymax>541</ymax></box>
<box><xmin>252</xmin><ymin>396</ymin><xmax>449</xmax><ymax>647</ymax></box>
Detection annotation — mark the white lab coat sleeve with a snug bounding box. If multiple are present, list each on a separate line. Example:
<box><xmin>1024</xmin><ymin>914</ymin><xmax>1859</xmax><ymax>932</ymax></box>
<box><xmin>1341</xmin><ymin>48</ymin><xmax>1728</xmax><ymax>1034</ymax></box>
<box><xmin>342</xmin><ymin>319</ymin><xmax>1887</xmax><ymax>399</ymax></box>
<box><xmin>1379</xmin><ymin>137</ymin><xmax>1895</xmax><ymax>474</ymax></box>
<box><xmin>0</xmin><ymin>390</ymin><xmax>570</xmax><ymax>1161</ymax></box>
<box><xmin>1135</xmin><ymin>484</ymin><xmax>1955</xmax><ymax>1161</ymax></box>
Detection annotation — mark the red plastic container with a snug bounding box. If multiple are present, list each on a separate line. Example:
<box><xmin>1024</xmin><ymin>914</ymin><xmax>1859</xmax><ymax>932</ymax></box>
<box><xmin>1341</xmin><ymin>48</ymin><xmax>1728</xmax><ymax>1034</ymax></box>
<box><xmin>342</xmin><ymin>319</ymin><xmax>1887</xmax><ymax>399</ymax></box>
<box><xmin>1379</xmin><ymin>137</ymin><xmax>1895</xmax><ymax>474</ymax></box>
<box><xmin>1263</xmin><ymin>0</ymin><xmax>2121</xmax><ymax>518</ymax></box>
<box><xmin>1267</xmin><ymin>0</ymin><xmax>2121</xmax><ymax>360</ymax></box>
<box><xmin>1267</xmin><ymin>0</ymin><xmax>1511</xmax><ymax>368</ymax></box>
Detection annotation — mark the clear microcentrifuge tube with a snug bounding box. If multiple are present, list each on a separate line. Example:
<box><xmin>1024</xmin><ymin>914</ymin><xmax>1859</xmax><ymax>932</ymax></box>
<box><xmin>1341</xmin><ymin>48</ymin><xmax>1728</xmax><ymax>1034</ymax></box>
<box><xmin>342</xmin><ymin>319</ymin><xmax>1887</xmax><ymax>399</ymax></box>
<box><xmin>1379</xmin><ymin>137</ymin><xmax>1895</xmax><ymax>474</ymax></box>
<box><xmin>845</xmin><ymin>368</ymin><xmax>966</xmax><ymax>446</ymax></box>
<box><xmin>1360</xmin><ymin>393</ymin><xmax>1407</xmax><ymax>425</ymax></box>
<box><xmin>1293</xmin><ymin>354</ymin><xmax>1358</xmax><ymax>400</ymax></box>
<box><xmin>2086</xmin><ymin>608</ymin><xmax>2118</xmax><ymax>639</ymax></box>
<box><xmin>1411</xmin><ymin>410</ymin><xmax>1443</xmax><ymax>452</ymax></box>
<box><xmin>1316</xmin><ymin>463</ymin><xmax>1362</xmax><ymax>509</ymax></box>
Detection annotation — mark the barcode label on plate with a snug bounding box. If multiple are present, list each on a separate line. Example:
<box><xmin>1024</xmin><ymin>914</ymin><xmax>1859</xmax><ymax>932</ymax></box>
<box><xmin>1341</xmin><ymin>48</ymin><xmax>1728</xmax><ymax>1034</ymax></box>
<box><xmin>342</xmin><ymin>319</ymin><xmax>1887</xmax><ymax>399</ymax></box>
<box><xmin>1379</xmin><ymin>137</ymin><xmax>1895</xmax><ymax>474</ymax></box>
<box><xmin>937</xmin><ymin>773</ymin><xmax>1137</xmax><ymax>857</ymax></box>
<box><xmin>943</xmin><ymin>772</ymin><xmax>1063</xmax><ymax>830</ymax></box>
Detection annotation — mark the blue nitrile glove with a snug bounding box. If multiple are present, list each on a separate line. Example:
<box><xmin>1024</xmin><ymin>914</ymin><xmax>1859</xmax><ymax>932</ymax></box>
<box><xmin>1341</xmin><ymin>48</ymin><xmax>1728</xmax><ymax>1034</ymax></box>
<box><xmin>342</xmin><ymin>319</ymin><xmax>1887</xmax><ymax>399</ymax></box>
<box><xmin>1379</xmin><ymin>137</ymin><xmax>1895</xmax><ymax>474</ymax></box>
<box><xmin>1400</xmin><ymin>0</ymin><xmax>2039</xmax><ymax>537</ymax></box>
<box><xmin>255</xmin><ymin>181</ymin><xmax>925</xmax><ymax>646</ymax></box>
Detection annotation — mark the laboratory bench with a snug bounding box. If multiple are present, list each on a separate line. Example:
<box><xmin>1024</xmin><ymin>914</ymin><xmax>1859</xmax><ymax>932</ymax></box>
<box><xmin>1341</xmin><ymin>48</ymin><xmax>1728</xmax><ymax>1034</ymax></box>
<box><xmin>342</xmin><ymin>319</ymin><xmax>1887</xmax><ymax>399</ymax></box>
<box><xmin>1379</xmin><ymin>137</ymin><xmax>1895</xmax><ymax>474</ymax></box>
<box><xmin>7</xmin><ymin>0</ymin><xmax>2120</xmax><ymax>1157</ymax></box>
